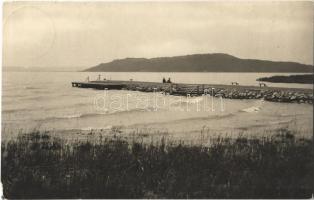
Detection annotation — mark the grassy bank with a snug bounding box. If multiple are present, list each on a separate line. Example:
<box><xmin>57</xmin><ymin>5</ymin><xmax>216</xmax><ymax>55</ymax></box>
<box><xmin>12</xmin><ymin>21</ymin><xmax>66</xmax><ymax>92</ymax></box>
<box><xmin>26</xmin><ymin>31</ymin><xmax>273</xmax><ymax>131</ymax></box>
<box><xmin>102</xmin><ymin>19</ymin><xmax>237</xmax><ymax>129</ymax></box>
<box><xmin>2</xmin><ymin>130</ymin><xmax>313</xmax><ymax>198</ymax></box>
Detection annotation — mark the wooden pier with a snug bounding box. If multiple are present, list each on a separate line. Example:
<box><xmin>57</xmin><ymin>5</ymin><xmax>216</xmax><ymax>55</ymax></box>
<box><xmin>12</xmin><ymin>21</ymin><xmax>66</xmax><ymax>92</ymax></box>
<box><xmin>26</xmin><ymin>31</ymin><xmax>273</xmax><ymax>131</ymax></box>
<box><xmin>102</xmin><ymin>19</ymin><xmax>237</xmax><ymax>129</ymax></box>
<box><xmin>72</xmin><ymin>81</ymin><xmax>125</xmax><ymax>90</ymax></box>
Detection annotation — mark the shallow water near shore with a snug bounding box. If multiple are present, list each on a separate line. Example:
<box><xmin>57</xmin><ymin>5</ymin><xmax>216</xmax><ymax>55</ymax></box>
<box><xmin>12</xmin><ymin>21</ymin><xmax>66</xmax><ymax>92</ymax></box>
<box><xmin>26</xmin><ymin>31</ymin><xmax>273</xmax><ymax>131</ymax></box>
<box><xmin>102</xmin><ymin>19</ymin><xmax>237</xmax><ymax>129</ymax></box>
<box><xmin>2</xmin><ymin>71</ymin><xmax>313</xmax><ymax>139</ymax></box>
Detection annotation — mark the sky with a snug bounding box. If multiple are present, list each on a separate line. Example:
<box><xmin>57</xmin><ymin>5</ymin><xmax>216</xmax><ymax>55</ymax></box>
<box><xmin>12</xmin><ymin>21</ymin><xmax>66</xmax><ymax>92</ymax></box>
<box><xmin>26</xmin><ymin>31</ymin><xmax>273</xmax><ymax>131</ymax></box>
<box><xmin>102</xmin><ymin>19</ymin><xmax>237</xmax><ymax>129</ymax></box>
<box><xmin>3</xmin><ymin>1</ymin><xmax>313</xmax><ymax>69</ymax></box>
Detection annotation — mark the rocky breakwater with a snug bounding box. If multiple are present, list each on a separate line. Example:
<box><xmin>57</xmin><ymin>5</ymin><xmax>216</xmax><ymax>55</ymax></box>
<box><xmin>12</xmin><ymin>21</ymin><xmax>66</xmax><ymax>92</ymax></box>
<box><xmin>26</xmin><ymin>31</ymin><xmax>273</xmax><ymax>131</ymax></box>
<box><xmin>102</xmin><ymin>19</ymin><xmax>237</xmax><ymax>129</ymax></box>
<box><xmin>124</xmin><ymin>82</ymin><xmax>313</xmax><ymax>104</ymax></box>
<box><xmin>210</xmin><ymin>88</ymin><xmax>313</xmax><ymax>104</ymax></box>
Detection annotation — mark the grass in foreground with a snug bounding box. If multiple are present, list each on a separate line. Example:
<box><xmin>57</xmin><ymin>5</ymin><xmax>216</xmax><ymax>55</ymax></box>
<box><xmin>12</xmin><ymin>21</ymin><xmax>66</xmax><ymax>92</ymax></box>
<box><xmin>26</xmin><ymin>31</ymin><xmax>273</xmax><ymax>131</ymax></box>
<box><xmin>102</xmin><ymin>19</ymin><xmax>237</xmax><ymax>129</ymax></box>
<box><xmin>1</xmin><ymin>130</ymin><xmax>314</xmax><ymax>199</ymax></box>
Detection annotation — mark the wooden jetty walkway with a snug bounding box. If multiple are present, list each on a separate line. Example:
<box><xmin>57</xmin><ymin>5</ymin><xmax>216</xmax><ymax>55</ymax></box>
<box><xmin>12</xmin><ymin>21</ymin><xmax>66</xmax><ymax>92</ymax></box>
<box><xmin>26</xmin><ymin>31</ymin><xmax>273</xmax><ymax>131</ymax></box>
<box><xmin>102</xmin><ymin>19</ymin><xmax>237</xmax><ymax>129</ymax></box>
<box><xmin>72</xmin><ymin>80</ymin><xmax>313</xmax><ymax>104</ymax></box>
<box><xmin>72</xmin><ymin>81</ymin><xmax>125</xmax><ymax>90</ymax></box>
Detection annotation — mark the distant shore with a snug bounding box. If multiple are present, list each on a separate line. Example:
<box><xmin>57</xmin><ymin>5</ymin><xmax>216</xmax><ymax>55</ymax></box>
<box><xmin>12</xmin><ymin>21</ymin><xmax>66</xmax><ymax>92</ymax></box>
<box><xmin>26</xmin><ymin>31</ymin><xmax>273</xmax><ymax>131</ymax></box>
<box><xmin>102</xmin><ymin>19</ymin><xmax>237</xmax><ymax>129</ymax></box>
<box><xmin>257</xmin><ymin>74</ymin><xmax>313</xmax><ymax>84</ymax></box>
<box><xmin>84</xmin><ymin>53</ymin><xmax>313</xmax><ymax>73</ymax></box>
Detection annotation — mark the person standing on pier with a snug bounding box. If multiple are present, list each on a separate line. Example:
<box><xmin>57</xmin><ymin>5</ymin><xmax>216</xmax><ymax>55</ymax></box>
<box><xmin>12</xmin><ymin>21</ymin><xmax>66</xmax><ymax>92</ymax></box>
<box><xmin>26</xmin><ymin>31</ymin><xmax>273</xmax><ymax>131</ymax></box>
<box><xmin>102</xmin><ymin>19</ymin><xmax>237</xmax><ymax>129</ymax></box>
<box><xmin>162</xmin><ymin>77</ymin><xmax>166</xmax><ymax>83</ymax></box>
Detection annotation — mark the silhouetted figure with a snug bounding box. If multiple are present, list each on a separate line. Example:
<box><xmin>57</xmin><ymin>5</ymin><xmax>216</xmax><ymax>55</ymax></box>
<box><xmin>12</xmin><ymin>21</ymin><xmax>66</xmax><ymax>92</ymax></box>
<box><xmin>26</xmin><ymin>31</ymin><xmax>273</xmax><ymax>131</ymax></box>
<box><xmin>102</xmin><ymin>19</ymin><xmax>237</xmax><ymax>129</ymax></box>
<box><xmin>167</xmin><ymin>78</ymin><xmax>172</xmax><ymax>83</ymax></box>
<box><xmin>259</xmin><ymin>82</ymin><xmax>267</xmax><ymax>87</ymax></box>
<box><xmin>162</xmin><ymin>77</ymin><xmax>166</xmax><ymax>83</ymax></box>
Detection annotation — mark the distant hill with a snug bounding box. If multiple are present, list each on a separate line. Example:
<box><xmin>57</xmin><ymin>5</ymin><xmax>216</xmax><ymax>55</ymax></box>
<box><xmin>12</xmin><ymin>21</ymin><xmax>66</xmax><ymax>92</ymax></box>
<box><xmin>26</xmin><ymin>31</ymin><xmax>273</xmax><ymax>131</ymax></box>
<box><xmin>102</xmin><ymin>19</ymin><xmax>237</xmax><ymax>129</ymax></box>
<box><xmin>84</xmin><ymin>53</ymin><xmax>313</xmax><ymax>72</ymax></box>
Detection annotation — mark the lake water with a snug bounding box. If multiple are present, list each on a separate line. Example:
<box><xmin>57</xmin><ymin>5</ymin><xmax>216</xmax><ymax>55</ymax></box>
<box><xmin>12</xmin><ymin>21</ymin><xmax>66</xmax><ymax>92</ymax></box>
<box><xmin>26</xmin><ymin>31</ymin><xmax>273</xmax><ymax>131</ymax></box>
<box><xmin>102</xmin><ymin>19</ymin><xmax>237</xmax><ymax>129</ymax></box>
<box><xmin>2</xmin><ymin>72</ymin><xmax>313</xmax><ymax>139</ymax></box>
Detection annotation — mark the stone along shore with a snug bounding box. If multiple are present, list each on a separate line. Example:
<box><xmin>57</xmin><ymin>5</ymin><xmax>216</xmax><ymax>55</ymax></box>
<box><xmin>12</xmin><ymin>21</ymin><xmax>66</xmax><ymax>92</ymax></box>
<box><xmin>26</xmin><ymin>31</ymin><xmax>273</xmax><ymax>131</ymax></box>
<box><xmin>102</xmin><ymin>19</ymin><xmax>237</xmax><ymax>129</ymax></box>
<box><xmin>72</xmin><ymin>80</ymin><xmax>313</xmax><ymax>104</ymax></box>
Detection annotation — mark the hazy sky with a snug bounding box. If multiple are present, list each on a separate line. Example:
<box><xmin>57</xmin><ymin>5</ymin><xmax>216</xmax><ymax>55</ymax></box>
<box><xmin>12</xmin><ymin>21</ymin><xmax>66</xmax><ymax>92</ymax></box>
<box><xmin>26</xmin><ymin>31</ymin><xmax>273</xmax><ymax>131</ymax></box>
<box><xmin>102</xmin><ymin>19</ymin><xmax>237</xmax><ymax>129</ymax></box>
<box><xmin>3</xmin><ymin>1</ymin><xmax>313</xmax><ymax>68</ymax></box>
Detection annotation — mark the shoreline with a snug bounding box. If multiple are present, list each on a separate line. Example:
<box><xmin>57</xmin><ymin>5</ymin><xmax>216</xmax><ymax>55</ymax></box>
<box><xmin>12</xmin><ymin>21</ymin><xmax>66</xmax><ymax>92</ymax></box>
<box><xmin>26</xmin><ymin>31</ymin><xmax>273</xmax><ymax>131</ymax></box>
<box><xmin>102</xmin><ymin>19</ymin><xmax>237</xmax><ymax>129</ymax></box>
<box><xmin>257</xmin><ymin>74</ymin><xmax>314</xmax><ymax>84</ymax></box>
<box><xmin>2</xmin><ymin>118</ymin><xmax>312</xmax><ymax>144</ymax></box>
